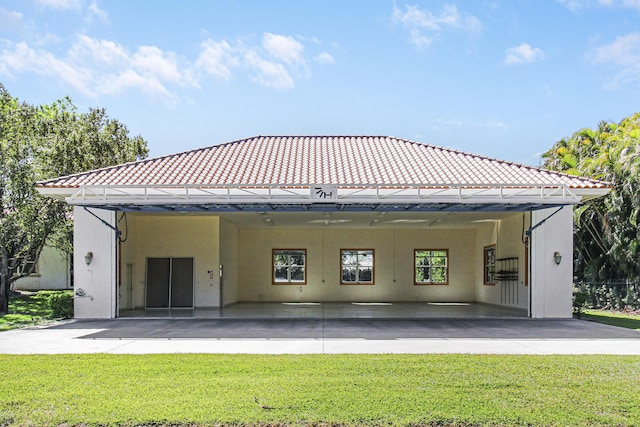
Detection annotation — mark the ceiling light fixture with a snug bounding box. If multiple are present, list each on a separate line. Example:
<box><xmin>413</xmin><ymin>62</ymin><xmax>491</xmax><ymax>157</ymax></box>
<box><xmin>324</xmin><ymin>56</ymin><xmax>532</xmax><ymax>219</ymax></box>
<box><xmin>308</xmin><ymin>219</ymin><xmax>352</xmax><ymax>225</ymax></box>
<box><xmin>385</xmin><ymin>219</ymin><xmax>429</xmax><ymax>224</ymax></box>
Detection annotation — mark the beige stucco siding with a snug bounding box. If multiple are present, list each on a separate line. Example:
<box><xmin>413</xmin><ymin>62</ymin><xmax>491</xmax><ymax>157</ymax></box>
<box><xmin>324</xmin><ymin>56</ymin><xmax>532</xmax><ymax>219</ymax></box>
<box><xmin>115</xmin><ymin>212</ymin><xmax>533</xmax><ymax>312</ymax></box>
<box><xmin>474</xmin><ymin>213</ymin><xmax>530</xmax><ymax>309</ymax></box>
<box><xmin>219</xmin><ymin>218</ymin><xmax>240</xmax><ymax>306</ymax></box>
<box><xmin>238</xmin><ymin>227</ymin><xmax>476</xmax><ymax>302</ymax></box>
<box><xmin>118</xmin><ymin>212</ymin><xmax>138</xmax><ymax>309</ymax></box>
<box><xmin>530</xmin><ymin>206</ymin><xmax>573</xmax><ymax>318</ymax></box>
<box><xmin>129</xmin><ymin>215</ymin><xmax>220</xmax><ymax>308</ymax></box>
<box><xmin>14</xmin><ymin>245</ymin><xmax>70</xmax><ymax>291</ymax></box>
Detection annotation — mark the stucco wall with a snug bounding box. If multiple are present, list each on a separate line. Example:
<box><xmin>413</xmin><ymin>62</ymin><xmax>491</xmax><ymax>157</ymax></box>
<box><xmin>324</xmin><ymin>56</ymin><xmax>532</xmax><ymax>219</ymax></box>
<box><xmin>474</xmin><ymin>221</ymin><xmax>498</xmax><ymax>304</ymax></box>
<box><xmin>14</xmin><ymin>245</ymin><xmax>70</xmax><ymax>291</ymax></box>
<box><xmin>237</xmin><ymin>227</ymin><xmax>477</xmax><ymax>302</ymax></box>
<box><xmin>474</xmin><ymin>214</ymin><xmax>530</xmax><ymax>309</ymax></box>
<box><xmin>219</xmin><ymin>218</ymin><xmax>240</xmax><ymax>306</ymax></box>
<box><xmin>131</xmin><ymin>215</ymin><xmax>221</xmax><ymax>308</ymax></box>
<box><xmin>110</xmin><ymin>209</ymin><xmax>565</xmax><ymax>315</ymax></box>
<box><xmin>118</xmin><ymin>212</ymin><xmax>138</xmax><ymax>309</ymax></box>
<box><xmin>530</xmin><ymin>206</ymin><xmax>573</xmax><ymax>318</ymax></box>
<box><xmin>73</xmin><ymin>206</ymin><xmax>117</xmax><ymax>318</ymax></box>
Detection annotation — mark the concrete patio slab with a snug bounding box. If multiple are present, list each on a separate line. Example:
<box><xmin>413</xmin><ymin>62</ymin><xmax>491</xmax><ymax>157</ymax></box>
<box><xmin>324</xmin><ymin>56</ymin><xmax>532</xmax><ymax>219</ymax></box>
<box><xmin>1</xmin><ymin>318</ymin><xmax>639</xmax><ymax>355</ymax></box>
<box><xmin>118</xmin><ymin>301</ymin><xmax>529</xmax><ymax>319</ymax></box>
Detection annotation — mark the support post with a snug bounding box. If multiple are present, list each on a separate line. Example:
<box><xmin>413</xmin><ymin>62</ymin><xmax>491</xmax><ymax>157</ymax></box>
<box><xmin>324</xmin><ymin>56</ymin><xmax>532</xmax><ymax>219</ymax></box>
<box><xmin>73</xmin><ymin>206</ymin><xmax>118</xmax><ymax>318</ymax></box>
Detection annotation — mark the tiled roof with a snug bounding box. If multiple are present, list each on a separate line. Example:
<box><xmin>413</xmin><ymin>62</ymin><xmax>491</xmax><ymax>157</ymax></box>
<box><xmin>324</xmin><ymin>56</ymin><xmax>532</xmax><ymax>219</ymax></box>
<box><xmin>37</xmin><ymin>136</ymin><xmax>608</xmax><ymax>189</ymax></box>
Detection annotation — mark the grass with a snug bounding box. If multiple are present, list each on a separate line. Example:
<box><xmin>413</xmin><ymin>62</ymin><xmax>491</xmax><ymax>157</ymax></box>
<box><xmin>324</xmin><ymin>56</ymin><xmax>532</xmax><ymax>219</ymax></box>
<box><xmin>2</xmin><ymin>296</ymin><xmax>639</xmax><ymax>426</ymax></box>
<box><xmin>0</xmin><ymin>290</ymin><xmax>72</xmax><ymax>331</ymax></box>
<box><xmin>582</xmin><ymin>309</ymin><xmax>640</xmax><ymax>331</ymax></box>
<box><xmin>0</xmin><ymin>354</ymin><xmax>639</xmax><ymax>426</ymax></box>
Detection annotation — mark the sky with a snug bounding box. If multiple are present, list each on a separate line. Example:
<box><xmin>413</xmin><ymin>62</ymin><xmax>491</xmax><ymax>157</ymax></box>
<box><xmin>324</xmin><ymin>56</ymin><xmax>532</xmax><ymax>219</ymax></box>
<box><xmin>1</xmin><ymin>0</ymin><xmax>640</xmax><ymax>166</ymax></box>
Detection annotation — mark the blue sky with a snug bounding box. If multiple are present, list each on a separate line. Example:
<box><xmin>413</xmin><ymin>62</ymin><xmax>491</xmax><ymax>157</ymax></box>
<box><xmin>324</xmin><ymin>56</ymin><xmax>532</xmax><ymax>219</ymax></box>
<box><xmin>1</xmin><ymin>0</ymin><xmax>639</xmax><ymax>165</ymax></box>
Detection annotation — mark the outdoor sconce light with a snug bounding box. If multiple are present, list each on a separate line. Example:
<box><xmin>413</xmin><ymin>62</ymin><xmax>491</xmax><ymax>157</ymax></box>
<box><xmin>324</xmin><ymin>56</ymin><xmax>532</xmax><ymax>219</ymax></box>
<box><xmin>553</xmin><ymin>251</ymin><xmax>562</xmax><ymax>265</ymax></box>
<box><xmin>84</xmin><ymin>251</ymin><xmax>93</xmax><ymax>265</ymax></box>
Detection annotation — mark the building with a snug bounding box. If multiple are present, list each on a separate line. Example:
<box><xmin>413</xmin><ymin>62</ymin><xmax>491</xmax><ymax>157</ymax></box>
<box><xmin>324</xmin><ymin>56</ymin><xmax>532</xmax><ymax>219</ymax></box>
<box><xmin>13</xmin><ymin>245</ymin><xmax>71</xmax><ymax>291</ymax></box>
<box><xmin>36</xmin><ymin>136</ymin><xmax>610</xmax><ymax>319</ymax></box>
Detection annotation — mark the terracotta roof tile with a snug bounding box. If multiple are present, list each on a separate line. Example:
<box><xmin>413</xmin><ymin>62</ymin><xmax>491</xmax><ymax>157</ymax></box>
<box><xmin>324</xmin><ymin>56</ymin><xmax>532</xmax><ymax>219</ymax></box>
<box><xmin>37</xmin><ymin>135</ymin><xmax>609</xmax><ymax>189</ymax></box>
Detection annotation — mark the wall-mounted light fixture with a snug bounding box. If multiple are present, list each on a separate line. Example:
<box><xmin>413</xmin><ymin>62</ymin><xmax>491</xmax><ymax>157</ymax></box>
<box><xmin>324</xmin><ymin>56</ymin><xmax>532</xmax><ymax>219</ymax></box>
<box><xmin>84</xmin><ymin>251</ymin><xmax>93</xmax><ymax>265</ymax></box>
<box><xmin>553</xmin><ymin>251</ymin><xmax>562</xmax><ymax>265</ymax></box>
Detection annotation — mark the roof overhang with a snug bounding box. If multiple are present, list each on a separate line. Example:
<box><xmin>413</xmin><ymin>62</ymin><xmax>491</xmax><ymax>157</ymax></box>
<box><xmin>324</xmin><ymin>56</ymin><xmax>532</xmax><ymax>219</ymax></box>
<box><xmin>36</xmin><ymin>183</ymin><xmax>611</xmax><ymax>213</ymax></box>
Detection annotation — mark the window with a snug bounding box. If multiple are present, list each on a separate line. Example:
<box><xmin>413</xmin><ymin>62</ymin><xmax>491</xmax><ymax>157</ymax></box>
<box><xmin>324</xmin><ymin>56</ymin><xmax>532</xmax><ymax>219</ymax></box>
<box><xmin>484</xmin><ymin>245</ymin><xmax>496</xmax><ymax>285</ymax></box>
<box><xmin>414</xmin><ymin>249</ymin><xmax>448</xmax><ymax>285</ymax></box>
<box><xmin>341</xmin><ymin>249</ymin><xmax>374</xmax><ymax>285</ymax></box>
<box><xmin>273</xmin><ymin>249</ymin><xmax>306</xmax><ymax>284</ymax></box>
<box><xmin>16</xmin><ymin>254</ymin><xmax>37</xmax><ymax>276</ymax></box>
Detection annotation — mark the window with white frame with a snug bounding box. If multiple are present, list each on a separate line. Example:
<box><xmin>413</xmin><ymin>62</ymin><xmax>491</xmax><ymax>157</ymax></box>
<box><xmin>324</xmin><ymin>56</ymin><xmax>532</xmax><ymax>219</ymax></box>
<box><xmin>341</xmin><ymin>249</ymin><xmax>374</xmax><ymax>285</ymax></box>
<box><xmin>273</xmin><ymin>249</ymin><xmax>306</xmax><ymax>284</ymax></box>
<box><xmin>414</xmin><ymin>249</ymin><xmax>448</xmax><ymax>285</ymax></box>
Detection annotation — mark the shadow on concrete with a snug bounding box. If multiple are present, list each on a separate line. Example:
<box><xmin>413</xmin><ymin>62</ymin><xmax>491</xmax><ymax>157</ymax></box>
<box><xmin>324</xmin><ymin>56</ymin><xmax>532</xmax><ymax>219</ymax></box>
<box><xmin>47</xmin><ymin>318</ymin><xmax>640</xmax><ymax>340</ymax></box>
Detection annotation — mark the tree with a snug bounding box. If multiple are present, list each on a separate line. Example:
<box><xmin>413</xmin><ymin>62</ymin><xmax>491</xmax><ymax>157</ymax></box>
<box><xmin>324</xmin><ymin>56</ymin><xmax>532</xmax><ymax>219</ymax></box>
<box><xmin>542</xmin><ymin>113</ymin><xmax>640</xmax><ymax>308</ymax></box>
<box><xmin>0</xmin><ymin>84</ymin><xmax>148</xmax><ymax>314</ymax></box>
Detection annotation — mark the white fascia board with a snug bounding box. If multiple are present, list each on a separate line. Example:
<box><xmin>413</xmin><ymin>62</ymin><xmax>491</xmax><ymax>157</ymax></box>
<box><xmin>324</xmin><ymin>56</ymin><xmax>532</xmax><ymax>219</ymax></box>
<box><xmin>40</xmin><ymin>183</ymin><xmax>610</xmax><ymax>207</ymax></box>
<box><xmin>35</xmin><ymin>187</ymin><xmax>75</xmax><ymax>200</ymax></box>
<box><xmin>571</xmin><ymin>187</ymin><xmax>611</xmax><ymax>202</ymax></box>
<box><xmin>60</xmin><ymin>185</ymin><xmax>582</xmax><ymax>206</ymax></box>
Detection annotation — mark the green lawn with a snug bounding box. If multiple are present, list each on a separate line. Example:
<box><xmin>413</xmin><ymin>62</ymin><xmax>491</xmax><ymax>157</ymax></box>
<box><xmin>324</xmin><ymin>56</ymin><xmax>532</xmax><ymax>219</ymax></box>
<box><xmin>0</xmin><ymin>290</ymin><xmax>72</xmax><ymax>331</ymax></box>
<box><xmin>582</xmin><ymin>309</ymin><xmax>640</xmax><ymax>331</ymax></box>
<box><xmin>0</xmin><ymin>354</ymin><xmax>639</xmax><ymax>426</ymax></box>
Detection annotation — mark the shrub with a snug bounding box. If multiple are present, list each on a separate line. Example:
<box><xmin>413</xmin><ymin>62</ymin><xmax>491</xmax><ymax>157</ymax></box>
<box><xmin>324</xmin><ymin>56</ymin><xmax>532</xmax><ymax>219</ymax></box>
<box><xmin>575</xmin><ymin>281</ymin><xmax>640</xmax><ymax>311</ymax></box>
<box><xmin>49</xmin><ymin>292</ymin><xmax>74</xmax><ymax>319</ymax></box>
<box><xmin>573</xmin><ymin>289</ymin><xmax>589</xmax><ymax>318</ymax></box>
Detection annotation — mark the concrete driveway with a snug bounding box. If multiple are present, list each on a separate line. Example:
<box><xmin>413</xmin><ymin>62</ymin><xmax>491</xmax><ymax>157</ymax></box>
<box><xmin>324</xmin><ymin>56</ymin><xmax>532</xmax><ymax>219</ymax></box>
<box><xmin>2</xmin><ymin>318</ymin><xmax>640</xmax><ymax>354</ymax></box>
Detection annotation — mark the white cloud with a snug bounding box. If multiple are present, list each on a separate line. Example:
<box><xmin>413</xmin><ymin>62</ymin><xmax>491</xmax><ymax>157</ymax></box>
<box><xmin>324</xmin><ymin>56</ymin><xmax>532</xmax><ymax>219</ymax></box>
<box><xmin>263</xmin><ymin>33</ymin><xmax>304</xmax><ymax>65</ymax></box>
<box><xmin>557</xmin><ymin>0</ymin><xmax>640</xmax><ymax>11</ymax></box>
<box><xmin>504</xmin><ymin>43</ymin><xmax>546</xmax><ymax>65</ymax></box>
<box><xmin>196</xmin><ymin>33</ymin><xmax>323</xmax><ymax>89</ymax></box>
<box><xmin>196</xmin><ymin>40</ymin><xmax>240</xmax><ymax>80</ymax></box>
<box><xmin>35</xmin><ymin>0</ymin><xmax>82</xmax><ymax>10</ymax></box>
<box><xmin>0</xmin><ymin>36</ymin><xmax>195</xmax><ymax>103</ymax></box>
<box><xmin>592</xmin><ymin>32</ymin><xmax>640</xmax><ymax>64</ymax></box>
<box><xmin>555</xmin><ymin>0</ymin><xmax>590</xmax><ymax>11</ymax></box>
<box><xmin>0</xmin><ymin>7</ymin><xmax>23</xmax><ymax>29</ymax></box>
<box><xmin>102</xmin><ymin>69</ymin><xmax>179</xmax><ymax>103</ymax></box>
<box><xmin>244</xmin><ymin>50</ymin><xmax>294</xmax><ymax>90</ymax></box>
<box><xmin>132</xmin><ymin>46</ymin><xmax>197</xmax><ymax>87</ymax></box>
<box><xmin>601</xmin><ymin>0</ymin><xmax>640</xmax><ymax>8</ymax></box>
<box><xmin>316</xmin><ymin>52</ymin><xmax>335</xmax><ymax>65</ymax></box>
<box><xmin>69</xmin><ymin>35</ymin><xmax>128</xmax><ymax>67</ymax></box>
<box><xmin>86</xmin><ymin>0</ymin><xmax>109</xmax><ymax>24</ymax></box>
<box><xmin>410</xmin><ymin>29</ymin><xmax>433</xmax><ymax>48</ymax></box>
<box><xmin>591</xmin><ymin>32</ymin><xmax>640</xmax><ymax>87</ymax></box>
<box><xmin>0</xmin><ymin>41</ymin><xmax>91</xmax><ymax>94</ymax></box>
<box><xmin>34</xmin><ymin>0</ymin><xmax>109</xmax><ymax>25</ymax></box>
<box><xmin>391</xmin><ymin>3</ymin><xmax>482</xmax><ymax>48</ymax></box>
<box><xmin>480</xmin><ymin>120</ymin><xmax>509</xmax><ymax>130</ymax></box>
<box><xmin>1</xmin><ymin>28</ymin><xmax>328</xmax><ymax>99</ymax></box>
